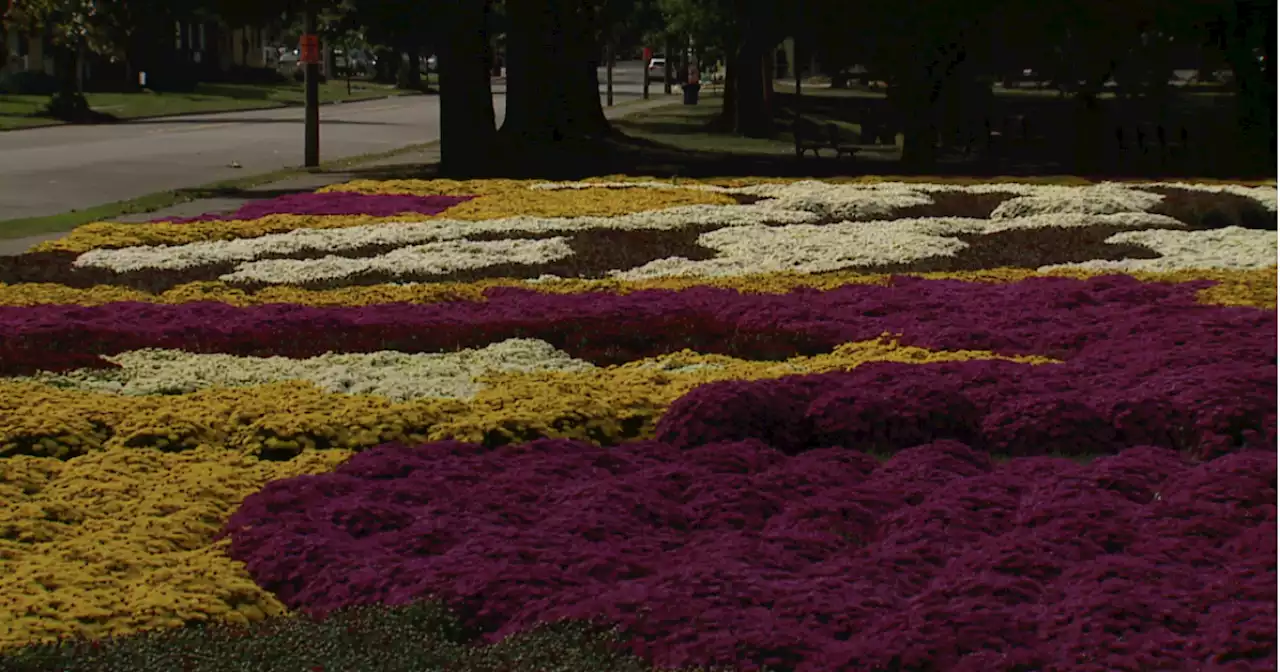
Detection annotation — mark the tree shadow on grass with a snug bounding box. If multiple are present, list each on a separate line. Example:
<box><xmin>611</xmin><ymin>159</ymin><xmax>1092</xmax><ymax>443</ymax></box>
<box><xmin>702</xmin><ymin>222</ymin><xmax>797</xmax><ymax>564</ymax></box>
<box><xmin>469</xmin><ymin>94</ymin><xmax>1274</xmax><ymax>181</ymax></box>
<box><xmin>36</xmin><ymin>108</ymin><xmax>119</xmax><ymax>124</ymax></box>
<box><xmin>330</xmin><ymin>163</ymin><xmax>443</xmax><ymax>181</ymax></box>
<box><xmin>173</xmin><ymin>187</ymin><xmax>323</xmax><ymax>201</ymax></box>
<box><xmin>120</xmin><ymin>117</ymin><xmax>393</xmax><ymax>126</ymax></box>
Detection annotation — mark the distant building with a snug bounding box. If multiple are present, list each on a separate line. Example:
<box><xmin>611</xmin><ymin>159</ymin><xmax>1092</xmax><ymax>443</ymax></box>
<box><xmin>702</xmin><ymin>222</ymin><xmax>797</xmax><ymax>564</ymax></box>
<box><xmin>2</xmin><ymin>21</ymin><xmax>275</xmax><ymax>86</ymax></box>
<box><xmin>1</xmin><ymin>27</ymin><xmax>53</xmax><ymax>77</ymax></box>
<box><xmin>775</xmin><ymin>38</ymin><xmax>823</xmax><ymax>81</ymax></box>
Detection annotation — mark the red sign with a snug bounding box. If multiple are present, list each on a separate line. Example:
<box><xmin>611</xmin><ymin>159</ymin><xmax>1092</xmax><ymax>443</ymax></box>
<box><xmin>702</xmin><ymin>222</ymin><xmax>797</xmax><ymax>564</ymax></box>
<box><xmin>299</xmin><ymin>34</ymin><xmax>320</xmax><ymax>65</ymax></box>
<box><xmin>642</xmin><ymin>47</ymin><xmax>653</xmax><ymax>63</ymax></box>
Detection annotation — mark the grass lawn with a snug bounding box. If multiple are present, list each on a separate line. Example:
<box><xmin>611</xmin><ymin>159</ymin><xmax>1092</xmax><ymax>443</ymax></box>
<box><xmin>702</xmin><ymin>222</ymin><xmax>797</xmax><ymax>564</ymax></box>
<box><xmin>613</xmin><ymin>93</ymin><xmax>813</xmax><ymax>156</ymax></box>
<box><xmin>612</xmin><ymin>93</ymin><xmax>905</xmax><ymax>162</ymax></box>
<box><xmin>0</xmin><ymin>79</ymin><xmax>418</xmax><ymax>131</ymax></box>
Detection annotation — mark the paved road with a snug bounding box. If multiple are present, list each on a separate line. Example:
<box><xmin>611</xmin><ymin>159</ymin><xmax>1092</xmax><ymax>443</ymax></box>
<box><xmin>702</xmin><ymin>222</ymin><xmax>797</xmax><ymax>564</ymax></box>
<box><xmin>0</xmin><ymin>61</ymin><xmax>676</xmax><ymax>221</ymax></box>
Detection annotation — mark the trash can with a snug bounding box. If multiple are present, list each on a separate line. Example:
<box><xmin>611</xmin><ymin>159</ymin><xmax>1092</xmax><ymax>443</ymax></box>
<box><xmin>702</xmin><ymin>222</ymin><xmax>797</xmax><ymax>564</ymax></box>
<box><xmin>682</xmin><ymin>82</ymin><xmax>701</xmax><ymax>105</ymax></box>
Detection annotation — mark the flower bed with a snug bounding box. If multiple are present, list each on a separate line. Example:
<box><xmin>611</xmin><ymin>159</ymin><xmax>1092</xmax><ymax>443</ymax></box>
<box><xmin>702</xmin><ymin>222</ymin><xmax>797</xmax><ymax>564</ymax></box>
<box><xmin>0</xmin><ymin>177</ymin><xmax>1275</xmax><ymax>671</ymax></box>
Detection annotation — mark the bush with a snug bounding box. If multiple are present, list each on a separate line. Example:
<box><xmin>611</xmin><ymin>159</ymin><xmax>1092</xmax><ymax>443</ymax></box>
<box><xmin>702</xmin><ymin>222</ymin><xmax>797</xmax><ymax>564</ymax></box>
<box><xmin>291</xmin><ymin>67</ymin><xmax>327</xmax><ymax>84</ymax></box>
<box><xmin>214</xmin><ymin>439</ymin><xmax>1275</xmax><ymax>671</ymax></box>
<box><xmin>0</xmin><ymin>71</ymin><xmax>59</xmax><ymax>95</ymax></box>
<box><xmin>213</xmin><ymin>66</ymin><xmax>290</xmax><ymax>85</ymax></box>
<box><xmin>0</xmin><ymin>600</ymin><xmax>713</xmax><ymax>672</ymax></box>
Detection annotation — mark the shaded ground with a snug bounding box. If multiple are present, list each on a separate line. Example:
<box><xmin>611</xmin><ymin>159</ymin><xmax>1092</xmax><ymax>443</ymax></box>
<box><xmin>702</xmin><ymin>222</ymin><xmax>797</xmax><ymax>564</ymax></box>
<box><xmin>467</xmin><ymin>86</ymin><xmax>1273</xmax><ymax>181</ymax></box>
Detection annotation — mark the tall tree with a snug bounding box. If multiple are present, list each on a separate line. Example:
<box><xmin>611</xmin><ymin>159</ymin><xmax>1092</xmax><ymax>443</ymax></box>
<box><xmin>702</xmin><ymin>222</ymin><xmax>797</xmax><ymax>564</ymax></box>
<box><xmin>342</xmin><ymin>0</ymin><xmax>434</xmax><ymax>88</ymax></box>
<box><xmin>4</xmin><ymin>0</ymin><xmax>133</xmax><ymax>115</ymax></box>
<box><xmin>500</xmin><ymin>0</ymin><xmax>610</xmax><ymax>146</ymax></box>
<box><xmin>435</xmin><ymin>0</ymin><xmax>498</xmax><ymax>173</ymax></box>
<box><xmin>656</xmin><ymin>0</ymin><xmax>788</xmax><ymax>137</ymax></box>
<box><xmin>1179</xmin><ymin>0</ymin><xmax>1277</xmax><ymax>167</ymax></box>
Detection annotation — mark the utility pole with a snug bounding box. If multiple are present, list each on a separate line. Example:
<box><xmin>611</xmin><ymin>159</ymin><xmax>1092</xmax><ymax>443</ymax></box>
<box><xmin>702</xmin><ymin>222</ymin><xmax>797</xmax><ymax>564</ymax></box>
<box><xmin>642</xmin><ymin>46</ymin><xmax>652</xmax><ymax>99</ymax></box>
<box><xmin>795</xmin><ymin>41</ymin><xmax>802</xmax><ymax>97</ymax></box>
<box><xmin>605</xmin><ymin>42</ymin><xmax>614</xmax><ymax>106</ymax></box>
<box><xmin>302</xmin><ymin>3</ymin><xmax>320</xmax><ymax>167</ymax></box>
<box><xmin>663</xmin><ymin>37</ymin><xmax>673</xmax><ymax>94</ymax></box>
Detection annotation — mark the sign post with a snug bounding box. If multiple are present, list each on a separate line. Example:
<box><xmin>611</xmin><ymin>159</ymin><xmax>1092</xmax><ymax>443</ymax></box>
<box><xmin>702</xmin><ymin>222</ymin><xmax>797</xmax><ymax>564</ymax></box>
<box><xmin>663</xmin><ymin>38</ymin><xmax>673</xmax><ymax>94</ymax></box>
<box><xmin>300</xmin><ymin>11</ymin><xmax>321</xmax><ymax>167</ymax></box>
<box><xmin>642</xmin><ymin>47</ymin><xmax>652</xmax><ymax>100</ymax></box>
<box><xmin>605</xmin><ymin>42</ymin><xmax>614</xmax><ymax>106</ymax></box>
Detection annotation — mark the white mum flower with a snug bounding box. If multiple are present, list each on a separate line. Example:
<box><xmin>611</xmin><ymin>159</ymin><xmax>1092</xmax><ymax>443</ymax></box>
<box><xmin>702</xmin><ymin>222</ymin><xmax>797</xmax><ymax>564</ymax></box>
<box><xmin>989</xmin><ymin>185</ymin><xmax>1166</xmax><ymax>219</ymax></box>
<box><xmin>609</xmin><ymin>218</ymin><xmax>978</xmax><ymax>280</ymax></box>
<box><xmin>219</xmin><ymin>238</ymin><xmax>574</xmax><ymax>285</ymax></box>
<box><xmin>1038</xmin><ymin>226</ymin><xmax>1277</xmax><ymax>272</ymax></box>
<box><xmin>27</xmin><ymin>339</ymin><xmax>596</xmax><ymax>401</ymax></box>
<box><xmin>76</xmin><ymin>207</ymin><xmax>821</xmax><ymax>273</ymax></box>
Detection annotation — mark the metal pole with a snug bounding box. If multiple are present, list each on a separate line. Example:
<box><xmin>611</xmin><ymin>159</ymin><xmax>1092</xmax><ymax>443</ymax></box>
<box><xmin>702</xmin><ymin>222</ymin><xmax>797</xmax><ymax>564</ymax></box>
<box><xmin>606</xmin><ymin>42</ymin><xmax>614</xmax><ymax>106</ymax></box>
<box><xmin>642</xmin><ymin>47</ymin><xmax>651</xmax><ymax>99</ymax></box>
<box><xmin>663</xmin><ymin>37</ymin><xmax>673</xmax><ymax>94</ymax></box>
<box><xmin>795</xmin><ymin>42</ymin><xmax>801</xmax><ymax>96</ymax></box>
<box><xmin>303</xmin><ymin>4</ymin><xmax>320</xmax><ymax>168</ymax></box>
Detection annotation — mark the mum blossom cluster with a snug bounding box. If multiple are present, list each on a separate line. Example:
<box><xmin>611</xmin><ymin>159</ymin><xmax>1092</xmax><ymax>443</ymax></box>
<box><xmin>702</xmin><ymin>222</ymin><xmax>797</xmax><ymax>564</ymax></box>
<box><xmin>2</xmin><ymin>274</ymin><xmax>1271</xmax><ymax>458</ymax></box>
<box><xmin>530</xmin><ymin>177</ymin><xmax>1277</xmax><ymax>210</ymax></box>
<box><xmin>1042</xmin><ymin>227</ymin><xmax>1279</xmax><ymax>273</ymax></box>
<box><xmin>72</xmin><ymin>206</ymin><xmax>820</xmax><ymax>274</ymax></box>
<box><xmin>218</xmin><ymin>238</ymin><xmax>575</xmax><ymax>285</ymax></box>
<box><xmin>27</xmin><ymin>338</ymin><xmax>593</xmax><ymax>401</ymax></box>
<box><xmin>221</xmin><ymin>439</ymin><xmax>1276</xmax><ymax>672</ymax></box>
<box><xmin>609</xmin><ymin>212</ymin><xmax>1190</xmax><ymax>281</ymax></box>
<box><xmin>0</xmin><ymin>176</ymin><xmax>1273</xmax><ymax>669</ymax></box>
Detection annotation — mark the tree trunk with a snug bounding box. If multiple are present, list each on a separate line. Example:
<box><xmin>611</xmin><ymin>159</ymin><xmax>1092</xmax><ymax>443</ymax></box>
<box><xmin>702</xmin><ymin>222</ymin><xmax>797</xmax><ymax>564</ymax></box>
<box><xmin>48</xmin><ymin>45</ymin><xmax>90</xmax><ymax>120</ymax></box>
<box><xmin>397</xmin><ymin>43</ymin><xmax>422</xmax><ymax>89</ymax></box>
<box><xmin>500</xmin><ymin>0</ymin><xmax>555</xmax><ymax>140</ymax></box>
<box><xmin>732</xmin><ymin>37</ymin><xmax>771</xmax><ymax>137</ymax></box>
<box><xmin>559</xmin><ymin>0</ymin><xmax>609</xmax><ymax>135</ymax></box>
<box><xmin>1221</xmin><ymin>7</ymin><xmax>1276</xmax><ymax>171</ymax></box>
<box><xmin>895</xmin><ymin>47</ymin><xmax>972</xmax><ymax>170</ymax></box>
<box><xmin>762</xmin><ymin>49</ymin><xmax>774</xmax><ymax>109</ymax></box>
<box><xmin>406</xmin><ymin>45</ymin><xmax>422</xmax><ymax>88</ymax></box>
<box><xmin>500</xmin><ymin>0</ymin><xmax>609</xmax><ymax>144</ymax></box>
<box><xmin>720</xmin><ymin>51</ymin><xmax>738</xmax><ymax>130</ymax></box>
<box><xmin>438</xmin><ymin>0</ymin><xmax>498</xmax><ymax>175</ymax></box>
<box><xmin>897</xmin><ymin>85</ymin><xmax>939</xmax><ymax>169</ymax></box>
<box><xmin>374</xmin><ymin>47</ymin><xmax>398</xmax><ymax>83</ymax></box>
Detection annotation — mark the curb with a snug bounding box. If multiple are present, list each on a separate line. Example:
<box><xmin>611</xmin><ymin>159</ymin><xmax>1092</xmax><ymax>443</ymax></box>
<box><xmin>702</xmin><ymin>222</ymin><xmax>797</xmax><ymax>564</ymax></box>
<box><xmin>0</xmin><ymin>90</ymin><xmax>424</xmax><ymax>133</ymax></box>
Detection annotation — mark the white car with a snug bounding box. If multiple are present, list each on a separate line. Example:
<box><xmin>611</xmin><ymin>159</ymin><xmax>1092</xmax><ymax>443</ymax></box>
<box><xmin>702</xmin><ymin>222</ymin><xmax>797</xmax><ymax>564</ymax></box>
<box><xmin>647</xmin><ymin>57</ymin><xmax>666</xmax><ymax>81</ymax></box>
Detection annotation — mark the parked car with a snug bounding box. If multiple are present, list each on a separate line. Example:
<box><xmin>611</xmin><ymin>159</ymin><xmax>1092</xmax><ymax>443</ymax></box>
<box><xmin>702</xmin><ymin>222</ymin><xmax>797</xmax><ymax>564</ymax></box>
<box><xmin>647</xmin><ymin>56</ymin><xmax>666</xmax><ymax>81</ymax></box>
<box><xmin>278</xmin><ymin>47</ymin><xmax>299</xmax><ymax>67</ymax></box>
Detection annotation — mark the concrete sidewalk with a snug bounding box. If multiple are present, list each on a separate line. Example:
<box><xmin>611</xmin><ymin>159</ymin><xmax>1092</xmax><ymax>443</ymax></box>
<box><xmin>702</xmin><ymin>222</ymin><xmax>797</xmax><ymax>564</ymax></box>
<box><xmin>0</xmin><ymin>94</ymin><xmax>682</xmax><ymax>256</ymax></box>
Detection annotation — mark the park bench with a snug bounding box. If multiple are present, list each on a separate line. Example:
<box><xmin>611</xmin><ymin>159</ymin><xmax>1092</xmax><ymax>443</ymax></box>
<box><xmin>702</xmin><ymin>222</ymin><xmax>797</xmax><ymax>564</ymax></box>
<box><xmin>792</xmin><ymin>119</ymin><xmax>828</xmax><ymax>158</ymax></box>
<box><xmin>825</xmin><ymin>123</ymin><xmax>861</xmax><ymax>158</ymax></box>
<box><xmin>793</xmin><ymin>120</ymin><xmax>862</xmax><ymax>159</ymax></box>
<box><xmin>858</xmin><ymin>118</ymin><xmax>897</xmax><ymax>146</ymax></box>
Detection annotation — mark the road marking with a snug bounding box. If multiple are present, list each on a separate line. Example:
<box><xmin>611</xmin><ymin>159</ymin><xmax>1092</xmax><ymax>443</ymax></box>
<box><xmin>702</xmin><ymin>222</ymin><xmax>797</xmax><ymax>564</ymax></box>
<box><xmin>147</xmin><ymin>122</ymin><xmax>238</xmax><ymax>134</ymax></box>
<box><xmin>339</xmin><ymin>104</ymin><xmax>407</xmax><ymax>114</ymax></box>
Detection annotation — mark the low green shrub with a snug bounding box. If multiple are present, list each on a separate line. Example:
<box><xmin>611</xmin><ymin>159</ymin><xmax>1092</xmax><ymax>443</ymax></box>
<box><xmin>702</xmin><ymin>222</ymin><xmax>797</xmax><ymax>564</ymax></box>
<box><xmin>0</xmin><ymin>600</ymin><xmax>739</xmax><ymax>672</ymax></box>
<box><xmin>0</xmin><ymin>70</ymin><xmax>59</xmax><ymax>95</ymax></box>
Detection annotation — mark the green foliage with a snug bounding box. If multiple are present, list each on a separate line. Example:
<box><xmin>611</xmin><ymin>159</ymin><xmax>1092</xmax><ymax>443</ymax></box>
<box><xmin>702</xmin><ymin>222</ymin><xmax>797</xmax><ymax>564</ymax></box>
<box><xmin>0</xmin><ymin>600</ymin><xmax>736</xmax><ymax>672</ymax></box>
<box><xmin>0</xmin><ymin>70</ymin><xmax>59</xmax><ymax>95</ymax></box>
<box><xmin>342</xmin><ymin>0</ymin><xmax>436</xmax><ymax>50</ymax></box>
<box><xmin>5</xmin><ymin>0</ymin><xmax>130</xmax><ymax>58</ymax></box>
<box><xmin>654</xmin><ymin>0</ymin><xmax>735</xmax><ymax>49</ymax></box>
<box><xmin>3</xmin><ymin>0</ymin><xmax>211</xmax><ymax>68</ymax></box>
